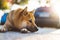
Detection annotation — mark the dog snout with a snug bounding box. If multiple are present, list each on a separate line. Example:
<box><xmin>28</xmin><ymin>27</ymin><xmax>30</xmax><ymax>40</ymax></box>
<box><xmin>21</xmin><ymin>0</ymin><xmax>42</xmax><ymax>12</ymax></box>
<box><xmin>34</xmin><ymin>27</ymin><xmax>38</xmax><ymax>31</ymax></box>
<box><xmin>27</xmin><ymin>26</ymin><xmax>38</xmax><ymax>32</ymax></box>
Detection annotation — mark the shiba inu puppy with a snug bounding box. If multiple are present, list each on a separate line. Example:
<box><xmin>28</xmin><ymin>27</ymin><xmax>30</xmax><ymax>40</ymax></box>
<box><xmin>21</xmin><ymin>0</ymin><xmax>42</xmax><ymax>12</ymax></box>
<box><xmin>0</xmin><ymin>7</ymin><xmax>38</xmax><ymax>33</ymax></box>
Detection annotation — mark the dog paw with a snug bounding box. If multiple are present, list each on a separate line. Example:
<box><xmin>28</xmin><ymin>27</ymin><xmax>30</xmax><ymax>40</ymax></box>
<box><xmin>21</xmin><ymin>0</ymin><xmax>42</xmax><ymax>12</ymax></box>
<box><xmin>0</xmin><ymin>27</ymin><xmax>8</xmax><ymax>33</ymax></box>
<box><xmin>20</xmin><ymin>28</ymin><xmax>30</xmax><ymax>33</ymax></box>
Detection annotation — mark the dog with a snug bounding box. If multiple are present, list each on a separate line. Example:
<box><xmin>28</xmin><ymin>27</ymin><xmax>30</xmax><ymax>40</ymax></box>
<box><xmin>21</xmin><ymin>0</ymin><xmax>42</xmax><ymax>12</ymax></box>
<box><xmin>0</xmin><ymin>7</ymin><xmax>38</xmax><ymax>33</ymax></box>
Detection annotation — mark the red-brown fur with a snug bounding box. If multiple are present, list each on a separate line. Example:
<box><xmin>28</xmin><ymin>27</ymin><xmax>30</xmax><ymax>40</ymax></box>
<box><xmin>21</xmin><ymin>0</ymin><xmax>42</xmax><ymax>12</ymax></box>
<box><xmin>0</xmin><ymin>7</ymin><xmax>38</xmax><ymax>33</ymax></box>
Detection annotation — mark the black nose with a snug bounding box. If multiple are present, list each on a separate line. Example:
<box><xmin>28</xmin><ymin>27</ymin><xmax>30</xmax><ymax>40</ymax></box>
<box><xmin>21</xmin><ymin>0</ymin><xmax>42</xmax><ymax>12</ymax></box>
<box><xmin>27</xmin><ymin>26</ymin><xmax>38</xmax><ymax>32</ymax></box>
<box><xmin>34</xmin><ymin>27</ymin><xmax>38</xmax><ymax>31</ymax></box>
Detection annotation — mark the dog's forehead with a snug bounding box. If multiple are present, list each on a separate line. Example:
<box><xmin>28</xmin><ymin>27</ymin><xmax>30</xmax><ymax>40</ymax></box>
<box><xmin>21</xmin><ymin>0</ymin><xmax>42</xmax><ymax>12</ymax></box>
<box><xmin>26</xmin><ymin>13</ymin><xmax>35</xmax><ymax>20</ymax></box>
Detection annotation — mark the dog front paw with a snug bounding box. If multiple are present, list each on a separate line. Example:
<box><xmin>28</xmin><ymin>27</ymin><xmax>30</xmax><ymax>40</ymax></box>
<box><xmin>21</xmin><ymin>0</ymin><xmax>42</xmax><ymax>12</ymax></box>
<box><xmin>0</xmin><ymin>26</ymin><xmax>8</xmax><ymax>33</ymax></box>
<box><xmin>20</xmin><ymin>28</ymin><xmax>30</xmax><ymax>33</ymax></box>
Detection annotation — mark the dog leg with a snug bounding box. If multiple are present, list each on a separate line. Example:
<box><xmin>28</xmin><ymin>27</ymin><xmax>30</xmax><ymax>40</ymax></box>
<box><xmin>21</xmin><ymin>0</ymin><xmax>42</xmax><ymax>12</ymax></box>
<box><xmin>0</xmin><ymin>25</ymin><xmax>8</xmax><ymax>32</ymax></box>
<box><xmin>0</xmin><ymin>19</ymin><xmax>12</xmax><ymax>32</ymax></box>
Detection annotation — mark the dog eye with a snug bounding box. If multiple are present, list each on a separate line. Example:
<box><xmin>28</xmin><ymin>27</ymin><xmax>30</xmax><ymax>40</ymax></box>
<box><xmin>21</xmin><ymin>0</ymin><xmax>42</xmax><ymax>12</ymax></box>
<box><xmin>29</xmin><ymin>19</ymin><xmax>32</xmax><ymax>23</ymax></box>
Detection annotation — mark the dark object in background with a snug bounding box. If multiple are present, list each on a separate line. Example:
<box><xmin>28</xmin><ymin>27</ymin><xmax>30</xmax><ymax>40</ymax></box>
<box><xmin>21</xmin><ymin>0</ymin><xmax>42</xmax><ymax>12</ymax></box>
<box><xmin>1</xmin><ymin>13</ymin><xmax>8</xmax><ymax>25</ymax></box>
<box><xmin>34</xmin><ymin>7</ymin><xmax>59</xmax><ymax>28</ymax></box>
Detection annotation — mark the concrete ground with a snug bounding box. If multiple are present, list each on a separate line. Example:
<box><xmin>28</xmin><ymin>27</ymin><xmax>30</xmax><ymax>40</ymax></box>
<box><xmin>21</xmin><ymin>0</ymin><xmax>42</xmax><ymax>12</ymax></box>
<box><xmin>0</xmin><ymin>25</ymin><xmax>59</xmax><ymax>40</ymax></box>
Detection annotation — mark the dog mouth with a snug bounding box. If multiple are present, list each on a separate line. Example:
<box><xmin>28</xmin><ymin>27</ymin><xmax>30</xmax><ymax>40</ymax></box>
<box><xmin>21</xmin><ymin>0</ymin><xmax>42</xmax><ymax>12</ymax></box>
<box><xmin>20</xmin><ymin>26</ymin><xmax>38</xmax><ymax>33</ymax></box>
<box><xmin>26</xmin><ymin>27</ymin><xmax>38</xmax><ymax>32</ymax></box>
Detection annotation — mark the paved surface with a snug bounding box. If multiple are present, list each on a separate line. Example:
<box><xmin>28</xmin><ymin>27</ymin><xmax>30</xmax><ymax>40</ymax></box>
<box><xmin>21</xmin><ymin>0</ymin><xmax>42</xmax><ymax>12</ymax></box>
<box><xmin>0</xmin><ymin>25</ymin><xmax>58</xmax><ymax>40</ymax></box>
<box><xmin>19</xmin><ymin>29</ymin><xmax>60</xmax><ymax>40</ymax></box>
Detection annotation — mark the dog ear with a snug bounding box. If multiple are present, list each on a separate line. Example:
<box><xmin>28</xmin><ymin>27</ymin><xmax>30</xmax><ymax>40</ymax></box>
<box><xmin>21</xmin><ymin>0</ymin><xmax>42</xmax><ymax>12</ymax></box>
<box><xmin>17</xmin><ymin>7</ymin><xmax>27</xmax><ymax>18</ymax></box>
<box><xmin>22</xmin><ymin>7</ymin><xmax>28</xmax><ymax>16</ymax></box>
<box><xmin>23</xmin><ymin>7</ymin><xmax>27</xmax><ymax>12</ymax></box>
<box><xmin>30</xmin><ymin>10</ymin><xmax>35</xmax><ymax>14</ymax></box>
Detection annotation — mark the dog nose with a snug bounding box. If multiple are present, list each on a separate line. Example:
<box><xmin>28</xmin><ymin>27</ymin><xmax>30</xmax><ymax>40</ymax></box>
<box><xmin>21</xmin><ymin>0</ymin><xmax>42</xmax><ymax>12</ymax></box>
<box><xmin>30</xmin><ymin>27</ymin><xmax>38</xmax><ymax>32</ymax></box>
<box><xmin>34</xmin><ymin>27</ymin><xmax>38</xmax><ymax>31</ymax></box>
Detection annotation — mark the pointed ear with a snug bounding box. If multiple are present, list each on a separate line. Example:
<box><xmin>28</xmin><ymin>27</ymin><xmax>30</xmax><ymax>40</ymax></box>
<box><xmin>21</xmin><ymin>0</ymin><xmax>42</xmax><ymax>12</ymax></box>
<box><xmin>22</xmin><ymin>7</ymin><xmax>28</xmax><ymax>16</ymax></box>
<box><xmin>30</xmin><ymin>10</ymin><xmax>35</xmax><ymax>14</ymax></box>
<box><xmin>23</xmin><ymin>7</ymin><xmax>27</xmax><ymax>12</ymax></box>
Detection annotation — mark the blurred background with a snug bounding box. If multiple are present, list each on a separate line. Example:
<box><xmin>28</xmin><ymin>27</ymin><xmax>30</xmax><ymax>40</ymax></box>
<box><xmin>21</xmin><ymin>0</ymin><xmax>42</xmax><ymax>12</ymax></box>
<box><xmin>0</xmin><ymin>0</ymin><xmax>60</xmax><ymax>28</ymax></box>
<box><xmin>0</xmin><ymin>0</ymin><xmax>60</xmax><ymax>40</ymax></box>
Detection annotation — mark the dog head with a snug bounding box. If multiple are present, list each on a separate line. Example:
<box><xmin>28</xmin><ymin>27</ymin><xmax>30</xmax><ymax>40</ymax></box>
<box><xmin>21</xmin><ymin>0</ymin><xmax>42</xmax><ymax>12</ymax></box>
<box><xmin>13</xmin><ymin>7</ymin><xmax>38</xmax><ymax>33</ymax></box>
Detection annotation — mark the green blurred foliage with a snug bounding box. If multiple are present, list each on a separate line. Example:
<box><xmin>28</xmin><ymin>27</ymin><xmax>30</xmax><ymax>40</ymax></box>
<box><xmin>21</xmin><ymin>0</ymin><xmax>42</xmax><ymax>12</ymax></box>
<box><xmin>14</xmin><ymin>0</ymin><xmax>28</xmax><ymax>5</ymax></box>
<box><xmin>20</xmin><ymin>0</ymin><xmax>28</xmax><ymax>5</ymax></box>
<box><xmin>0</xmin><ymin>0</ymin><xmax>28</xmax><ymax>10</ymax></box>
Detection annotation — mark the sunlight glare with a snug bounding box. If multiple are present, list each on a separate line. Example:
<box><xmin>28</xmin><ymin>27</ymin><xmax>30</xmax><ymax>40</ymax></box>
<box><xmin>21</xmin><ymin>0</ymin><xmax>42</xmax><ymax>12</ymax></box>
<box><xmin>51</xmin><ymin>0</ymin><xmax>60</xmax><ymax>17</ymax></box>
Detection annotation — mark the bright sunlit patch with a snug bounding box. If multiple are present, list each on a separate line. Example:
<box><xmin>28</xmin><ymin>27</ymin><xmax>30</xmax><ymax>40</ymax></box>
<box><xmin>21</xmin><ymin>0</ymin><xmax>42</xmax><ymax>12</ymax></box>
<box><xmin>27</xmin><ymin>0</ymin><xmax>40</xmax><ymax>11</ymax></box>
<box><xmin>27</xmin><ymin>0</ymin><xmax>50</xmax><ymax>11</ymax></box>
<box><xmin>51</xmin><ymin>0</ymin><xmax>60</xmax><ymax>17</ymax></box>
<box><xmin>50</xmin><ymin>0</ymin><xmax>60</xmax><ymax>26</ymax></box>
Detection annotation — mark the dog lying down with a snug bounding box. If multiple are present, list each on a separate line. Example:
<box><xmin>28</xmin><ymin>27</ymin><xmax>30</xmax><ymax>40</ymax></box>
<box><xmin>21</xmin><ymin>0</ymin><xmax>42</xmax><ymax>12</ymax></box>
<box><xmin>0</xmin><ymin>7</ymin><xmax>38</xmax><ymax>33</ymax></box>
